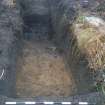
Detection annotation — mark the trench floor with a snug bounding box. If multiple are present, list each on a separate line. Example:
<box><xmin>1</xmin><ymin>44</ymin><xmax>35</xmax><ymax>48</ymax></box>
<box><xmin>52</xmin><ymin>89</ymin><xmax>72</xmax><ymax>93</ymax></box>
<box><xmin>15</xmin><ymin>39</ymin><xmax>77</xmax><ymax>98</ymax></box>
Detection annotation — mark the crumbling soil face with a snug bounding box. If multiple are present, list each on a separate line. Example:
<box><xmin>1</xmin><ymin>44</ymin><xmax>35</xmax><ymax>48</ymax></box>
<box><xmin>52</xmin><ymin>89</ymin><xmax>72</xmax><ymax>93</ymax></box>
<box><xmin>16</xmin><ymin>40</ymin><xmax>76</xmax><ymax>98</ymax></box>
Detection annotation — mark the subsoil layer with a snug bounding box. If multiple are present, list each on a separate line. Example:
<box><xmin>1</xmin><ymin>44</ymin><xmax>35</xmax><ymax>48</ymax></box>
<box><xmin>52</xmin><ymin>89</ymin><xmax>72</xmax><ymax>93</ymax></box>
<box><xmin>15</xmin><ymin>39</ymin><xmax>77</xmax><ymax>98</ymax></box>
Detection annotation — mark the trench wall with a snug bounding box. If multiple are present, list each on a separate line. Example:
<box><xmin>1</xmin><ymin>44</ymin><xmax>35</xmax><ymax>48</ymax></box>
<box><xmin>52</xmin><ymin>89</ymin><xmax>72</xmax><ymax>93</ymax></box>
<box><xmin>49</xmin><ymin>0</ymin><xmax>77</xmax><ymax>49</ymax></box>
<box><xmin>0</xmin><ymin>0</ymin><xmax>22</xmax><ymax>97</ymax></box>
<box><xmin>48</xmin><ymin>0</ymin><xmax>81</xmax><ymax>66</ymax></box>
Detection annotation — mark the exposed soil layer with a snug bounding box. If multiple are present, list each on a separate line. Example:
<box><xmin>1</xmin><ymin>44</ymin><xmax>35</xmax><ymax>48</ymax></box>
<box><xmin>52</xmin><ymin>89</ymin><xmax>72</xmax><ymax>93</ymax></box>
<box><xmin>16</xmin><ymin>39</ymin><xmax>77</xmax><ymax>98</ymax></box>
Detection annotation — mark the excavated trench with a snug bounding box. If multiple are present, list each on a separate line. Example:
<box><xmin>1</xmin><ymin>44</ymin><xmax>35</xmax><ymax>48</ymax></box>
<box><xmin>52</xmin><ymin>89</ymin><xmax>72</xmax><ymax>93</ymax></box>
<box><xmin>0</xmin><ymin>0</ymin><xmax>95</xmax><ymax>98</ymax></box>
<box><xmin>14</xmin><ymin>0</ymin><xmax>94</xmax><ymax>98</ymax></box>
<box><xmin>15</xmin><ymin>12</ymin><xmax>76</xmax><ymax>97</ymax></box>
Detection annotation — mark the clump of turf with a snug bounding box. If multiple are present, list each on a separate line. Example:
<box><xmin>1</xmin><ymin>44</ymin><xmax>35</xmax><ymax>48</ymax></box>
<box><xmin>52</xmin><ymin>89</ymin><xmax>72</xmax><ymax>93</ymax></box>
<box><xmin>72</xmin><ymin>14</ymin><xmax>105</xmax><ymax>71</ymax></box>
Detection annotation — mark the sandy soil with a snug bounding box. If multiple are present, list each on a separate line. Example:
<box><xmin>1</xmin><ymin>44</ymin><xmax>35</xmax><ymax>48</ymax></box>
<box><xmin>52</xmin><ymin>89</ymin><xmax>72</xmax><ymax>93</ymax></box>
<box><xmin>15</xmin><ymin>40</ymin><xmax>76</xmax><ymax>98</ymax></box>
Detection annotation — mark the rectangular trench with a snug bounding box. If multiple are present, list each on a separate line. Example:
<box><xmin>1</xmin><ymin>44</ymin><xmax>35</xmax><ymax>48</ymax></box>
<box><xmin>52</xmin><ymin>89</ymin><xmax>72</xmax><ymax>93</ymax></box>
<box><xmin>14</xmin><ymin>0</ymin><xmax>94</xmax><ymax>98</ymax></box>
